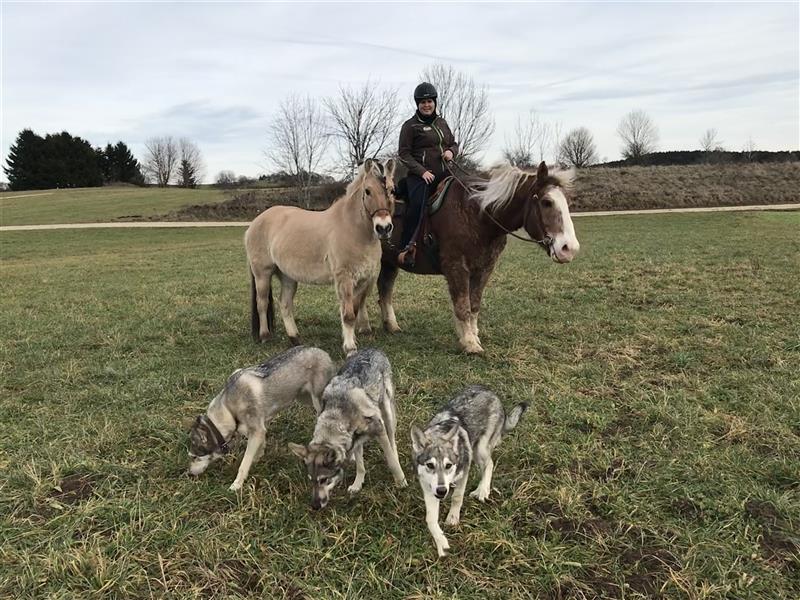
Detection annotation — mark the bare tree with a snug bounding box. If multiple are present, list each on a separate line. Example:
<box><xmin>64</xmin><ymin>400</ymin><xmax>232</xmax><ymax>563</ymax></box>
<box><xmin>215</xmin><ymin>170</ymin><xmax>236</xmax><ymax>188</ymax></box>
<box><xmin>617</xmin><ymin>109</ymin><xmax>659</xmax><ymax>161</ymax></box>
<box><xmin>558</xmin><ymin>127</ymin><xmax>598</xmax><ymax>168</ymax></box>
<box><xmin>502</xmin><ymin>111</ymin><xmax>549</xmax><ymax>167</ymax></box>
<box><xmin>420</xmin><ymin>63</ymin><xmax>495</xmax><ymax>163</ymax></box>
<box><xmin>699</xmin><ymin>128</ymin><xmax>724</xmax><ymax>152</ymax></box>
<box><xmin>325</xmin><ymin>80</ymin><xmax>401</xmax><ymax>177</ymax></box>
<box><xmin>742</xmin><ymin>136</ymin><xmax>757</xmax><ymax>162</ymax></box>
<box><xmin>177</xmin><ymin>138</ymin><xmax>205</xmax><ymax>188</ymax></box>
<box><xmin>549</xmin><ymin>120</ymin><xmax>564</xmax><ymax>166</ymax></box>
<box><xmin>142</xmin><ymin>136</ymin><xmax>178</xmax><ymax>187</ymax></box>
<box><xmin>267</xmin><ymin>93</ymin><xmax>330</xmax><ymax>206</ymax></box>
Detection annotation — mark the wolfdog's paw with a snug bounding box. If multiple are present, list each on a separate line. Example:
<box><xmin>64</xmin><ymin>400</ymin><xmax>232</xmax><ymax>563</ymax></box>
<box><xmin>445</xmin><ymin>512</ymin><xmax>460</xmax><ymax>526</ymax></box>
<box><xmin>347</xmin><ymin>483</ymin><xmax>362</xmax><ymax>495</ymax></box>
<box><xmin>469</xmin><ymin>488</ymin><xmax>489</xmax><ymax>502</ymax></box>
<box><xmin>435</xmin><ymin>538</ymin><xmax>450</xmax><ymax>557</ymax></box>
<box><xmin>229</xmin><ymin>481</ymin><xmax>243</xmax><ymax>492</ymax></box>
<box><xmin>395</xmin><ymin>477</ymin><xmax>408</xmax><ymax>488</ymax></box>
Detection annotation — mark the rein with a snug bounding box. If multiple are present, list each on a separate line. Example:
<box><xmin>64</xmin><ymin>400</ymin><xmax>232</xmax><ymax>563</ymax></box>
<box><xmin>445</xmin><ymin>161</ymin><xmax>553</xmax><ymax>248</ymax></box>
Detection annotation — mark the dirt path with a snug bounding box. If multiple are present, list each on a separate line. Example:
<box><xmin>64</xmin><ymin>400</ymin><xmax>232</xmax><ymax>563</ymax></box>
<box><xmin>1</xmin><ymin>204</ymin><xmax>797</xmax><ymax>232</ymax></box>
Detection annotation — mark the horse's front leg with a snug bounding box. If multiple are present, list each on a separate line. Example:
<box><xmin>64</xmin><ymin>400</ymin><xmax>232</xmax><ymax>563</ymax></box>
<box><xmin>377</xmin><ymin>261</ymin><xmax>401</xmax><ymax>333</ymax></box>
<box><xmin>468</xmin><ymin>268</ymin><xmax>494</xmax><ymax>347</ymax></box>
<box><xmin>444</xmin><ymin>266</ymin><xmax>483</xmax><ymax>354</ymax></box>
<box><xmin>335</xmin><ymin>275</ymin><xmax>358</xmax><ymax>355</ymax></box>
<box><xmin>354</xmin><ymin>282</ymin><xmax>372</xmax><ymax>335</ymax></box>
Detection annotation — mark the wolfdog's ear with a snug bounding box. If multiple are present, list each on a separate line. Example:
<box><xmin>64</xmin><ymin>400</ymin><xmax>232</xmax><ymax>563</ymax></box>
<box><xmin>288</xmin><ymin>443</ymin><xmax>307</xmax><ymax>460</ymax></box>
<box><xmin>410</xmin><ymin>425</ymin><xmax>426</xmax><ymax>453</ymax></box>
<box><xmin>537</xmin><ymin>161</ymin><xmax>548</xmax><ymax>181</ymax></box>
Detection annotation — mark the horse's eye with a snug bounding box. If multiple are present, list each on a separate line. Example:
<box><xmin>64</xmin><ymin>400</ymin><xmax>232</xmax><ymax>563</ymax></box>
<box><xmin>541</xmin><ymin>198</ymin><xmax>553</xmax><ymax>208</ymax></box>
<box><xmin>365</xmin><ymin>189</ymin><xmax>371</xmax><ymax>196</ymax></box>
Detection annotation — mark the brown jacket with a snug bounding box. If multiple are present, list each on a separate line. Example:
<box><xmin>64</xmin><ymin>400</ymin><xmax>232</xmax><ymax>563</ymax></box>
<box><xmin>398</xmin><ymin>114</ymin><xmax>458</xmax><ymax>178</ymax></box>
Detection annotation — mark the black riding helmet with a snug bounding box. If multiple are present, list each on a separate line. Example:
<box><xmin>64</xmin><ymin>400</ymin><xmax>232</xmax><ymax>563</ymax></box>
<box><xmin>414</xmin><ymin>82</ymin><xmax>438</xmax><ymax>103</ymax></box>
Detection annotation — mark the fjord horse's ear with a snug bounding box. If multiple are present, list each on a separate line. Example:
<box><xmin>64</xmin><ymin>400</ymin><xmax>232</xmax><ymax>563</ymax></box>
<box><xmin>383</xmin><ymin>158</ymin><xmax>397</xmax><ymax>192</ymax></box>
<box><xmin>537</xmin><ymin>161</ymin><xmax>548</xmax><ymax>181</ymax></box>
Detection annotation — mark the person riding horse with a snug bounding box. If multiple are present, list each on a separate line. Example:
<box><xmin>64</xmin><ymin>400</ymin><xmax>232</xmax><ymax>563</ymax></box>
<box><xmin>397</xmin><ymin>82</ymin><xmax>459</xmax><ymax>266</ymax></box>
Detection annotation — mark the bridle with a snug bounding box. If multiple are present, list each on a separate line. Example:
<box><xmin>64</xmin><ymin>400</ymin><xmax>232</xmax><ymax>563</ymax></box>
<box><xmin>361</xmin><ymin>184</ymin><xmax>391</xmax><ymax>221</ymax></box>
<box><xmin>445</xmin><ymin>160</ymin><xmax>554</xmax><ymax>250</ymax></box>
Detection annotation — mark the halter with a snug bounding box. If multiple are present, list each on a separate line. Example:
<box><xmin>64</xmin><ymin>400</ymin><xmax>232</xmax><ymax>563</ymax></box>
<box><xmin>445</xmin><ymin>160</ymin><xmax>554</xmax><ymax>248</ymax></box>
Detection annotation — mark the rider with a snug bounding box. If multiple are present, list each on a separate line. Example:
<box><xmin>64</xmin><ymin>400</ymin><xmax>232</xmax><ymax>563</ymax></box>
<box><xmin>397</xmin><ymin>82</ymin><xmax>458</xmax><ymax>265</ymax></box>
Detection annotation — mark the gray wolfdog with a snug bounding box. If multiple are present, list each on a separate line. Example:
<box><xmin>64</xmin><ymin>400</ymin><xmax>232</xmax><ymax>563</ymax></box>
<box><xmin>289</xmin><ymin>348</ymin><xmax>407</xmax><ymax>509</ymax></box>
<box><xmin>187</xmin><ymin>346</ymin><xmax>335</xmax><ymax>491</ymax></box>
<box><xmin>411</xmin><ymin>384</ymin><xmax>527</xmax><ymax>556</ymax></box>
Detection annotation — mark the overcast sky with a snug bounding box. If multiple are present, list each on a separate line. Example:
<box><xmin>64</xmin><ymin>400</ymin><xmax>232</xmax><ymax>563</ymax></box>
<box><xmin>2</xmin><ymin>1</ymin><xmax>798</xmax><ymax>182</ymax></box>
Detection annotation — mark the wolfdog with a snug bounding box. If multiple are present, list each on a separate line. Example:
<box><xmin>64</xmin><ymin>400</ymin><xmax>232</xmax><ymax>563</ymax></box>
<box><xmin>289</xmin><ymin>348</ymin><xmax>407</xmax><ymax>509</ymax></box>
<box><xmin>187</xmin><ymin>346</ymin><xmax>335</xmax><ymax>491</ymax></box>
<box><xmin>410</xmin><ymin>384</ymin><xmax>527</xmax><ymax>556</ymax></box>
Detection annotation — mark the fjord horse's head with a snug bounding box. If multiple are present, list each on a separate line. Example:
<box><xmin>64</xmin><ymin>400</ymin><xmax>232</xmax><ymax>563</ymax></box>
<box><xmin>356</xmin><ymin>158</ymin><xmax>395</xmax><ymax>240</ymax></box>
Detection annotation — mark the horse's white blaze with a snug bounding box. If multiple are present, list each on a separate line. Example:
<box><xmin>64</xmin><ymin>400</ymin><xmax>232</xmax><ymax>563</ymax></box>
<box><xmin>548</xmin><ymin>188</ymin><xmax>580</xmax><ymax>263</ymax></box>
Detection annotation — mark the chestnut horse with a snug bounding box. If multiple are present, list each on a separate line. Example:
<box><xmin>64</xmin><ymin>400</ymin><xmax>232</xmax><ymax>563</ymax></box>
<box><xmin>378</xmin><ymin>161</ymin><xmax>579</xmax><ymax>354</ymax></box>
<box><xmin>246</xmin><ymin>159</ymin><xmax>396</xmax><ymax>354</ymax></box>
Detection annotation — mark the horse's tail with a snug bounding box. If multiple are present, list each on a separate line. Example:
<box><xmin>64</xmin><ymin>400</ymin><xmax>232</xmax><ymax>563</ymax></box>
<box><xmin>266</xmin><ymin>283</ymin><xmax>274</xmax><ymax>334</ymax></box>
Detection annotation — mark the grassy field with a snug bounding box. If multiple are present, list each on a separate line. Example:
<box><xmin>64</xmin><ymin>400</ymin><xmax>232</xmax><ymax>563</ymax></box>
<box><xmin>0</xmin><ymin>186</ymin><xmax>227</xmax><ymax>226</ymax></box>
<box><xmin>1</xmin><ymin>212</ymin><xmax>798</xmax><ymax>598</ymax></box>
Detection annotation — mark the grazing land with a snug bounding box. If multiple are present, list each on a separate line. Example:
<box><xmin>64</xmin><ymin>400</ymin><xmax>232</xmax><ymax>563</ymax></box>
<box><xmin>1</xmin><ymin>162</ymin><xmax>798</xmax><ymax>227</ymax></box>
<box><xmin>1</xmin><ymin>211</ymin><xmax>798</xmax><ymax>598</ymax></box>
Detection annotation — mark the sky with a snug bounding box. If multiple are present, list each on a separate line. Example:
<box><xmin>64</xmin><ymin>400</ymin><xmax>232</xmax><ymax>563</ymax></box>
<box><xmin>2</xmin><ymin>1</ymin><xmax>798</xmax><ymax>183</ymax></box>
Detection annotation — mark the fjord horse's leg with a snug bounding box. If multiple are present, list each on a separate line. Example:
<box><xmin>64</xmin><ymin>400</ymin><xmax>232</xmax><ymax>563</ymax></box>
<box><xmin>354</xmin><ymin>282</ymin><xmax>372</xmax><ymax>334</ymax></box>
<box><xmin>335</xmin><ymin>274</ymin><xmax>358</xmax><ymax>354</ymax></box>
<box><xmin>377</xmin><ymin>262</ymin><xmax>401</xmax><ymax>333</ymax></box>
<box><xmin>251</xmin><ymin>263</ymin><xmax>275</xmax><ymax>342</ymax></box>
<box><xmin>278</xmin><ymin>272</ymin><xmax>301</xmax><ymax>345</ymax></box>
<box><xmin>444</xmin><ymin>265</ymin><xmax>483</xmax><ymax>354</ymax></box>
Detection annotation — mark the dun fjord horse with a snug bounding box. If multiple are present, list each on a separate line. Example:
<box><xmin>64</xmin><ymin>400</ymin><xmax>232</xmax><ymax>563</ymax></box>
<box><xmin>246</xmin><ymin>159</ymin><xmax>396</xmax><ymax>354</ymax></box>
<box><xmin>379</xmin><ymin>161</ymin><xmax>580</xmax><ymax>354</ymax></box>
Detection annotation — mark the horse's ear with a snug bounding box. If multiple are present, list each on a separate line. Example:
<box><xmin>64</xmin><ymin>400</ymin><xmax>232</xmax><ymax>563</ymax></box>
<box><xmin>367</xmin><ymin>158</ymin><xmax>383</xmax><ymax>178</ymax></box>
<box><xmin>383</xmin><ymin>158</ymin><xmax>396</xmax><ymax>180</ymax></box>
<box><xmin>537</xmin><ymin>161</ymin><xmax>548</xmax><ymax>181</ymax></box>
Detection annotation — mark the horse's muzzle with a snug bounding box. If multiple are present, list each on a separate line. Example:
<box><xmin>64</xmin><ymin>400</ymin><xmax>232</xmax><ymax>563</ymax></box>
<box><xmin>373</xmin><ymin>215</ymin><xmax>393</xmax><ymax>240</ymax></box>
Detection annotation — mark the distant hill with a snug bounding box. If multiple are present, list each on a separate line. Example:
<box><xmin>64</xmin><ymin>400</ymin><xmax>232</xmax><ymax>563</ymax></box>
<box><xmin>597</xmin><ymin>150</ymin><xmax>799</xmax><ymax>168</ymax></box>
<box><xmin>572</xmin><ymin>162</ymin><xmax>799</xmax><ymax>212</ymax></box>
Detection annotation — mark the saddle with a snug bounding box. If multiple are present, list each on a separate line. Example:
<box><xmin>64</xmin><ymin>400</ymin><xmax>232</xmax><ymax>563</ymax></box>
<box><xmin>394</xmin><ymin>177</ymin><xmax>454</xmax><ymax>269</ymax></box>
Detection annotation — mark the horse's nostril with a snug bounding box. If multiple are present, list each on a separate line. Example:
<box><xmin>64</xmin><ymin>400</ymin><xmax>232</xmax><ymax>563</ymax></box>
<box><xmin>562</xmin><ymin>244</ymin><xmax>570</xmax><ymax>253</ymax></box>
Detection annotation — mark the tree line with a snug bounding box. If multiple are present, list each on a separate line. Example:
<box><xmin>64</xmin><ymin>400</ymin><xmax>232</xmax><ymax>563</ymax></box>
<box><xmin>3</xmin><ymin>130</ymin><xmax>206</xmax><ymax>191</ymax></box>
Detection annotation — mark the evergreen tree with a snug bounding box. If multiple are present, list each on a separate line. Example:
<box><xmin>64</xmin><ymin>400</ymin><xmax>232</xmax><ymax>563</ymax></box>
<box><xmin>177</xmin><ymin>158</ymin><xmax>197</xmax><ymax>188</ymax></box>
<box><xmin>4</xmin><ymin>129</ymin><xmax>46</xmax><ymax>190</ymax></box>
<box><xmin>100</xmin><ymin>141</ymin><xmax>145</xmax><ymax>185</ymax></box>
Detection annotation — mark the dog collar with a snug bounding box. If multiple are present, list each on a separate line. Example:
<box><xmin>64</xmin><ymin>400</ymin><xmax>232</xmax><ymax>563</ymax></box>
<box><xmin>200</xmin><ymin>415</ymin><xmax>232</xmax><ymax>454</ymax></box>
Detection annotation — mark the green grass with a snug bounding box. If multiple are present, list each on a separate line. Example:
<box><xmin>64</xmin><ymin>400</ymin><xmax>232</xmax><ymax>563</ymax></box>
<box><xmin>0</xmin><ymin>186</ymin><xmax>226</xmax><ymax>226</ymax></box>
<box><xmin>1</xmin><ymin>212</ymin><xmax>798</xmax><ymax>598</ymax></box>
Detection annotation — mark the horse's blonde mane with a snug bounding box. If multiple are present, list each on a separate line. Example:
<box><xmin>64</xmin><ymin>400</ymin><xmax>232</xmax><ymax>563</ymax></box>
<box><xmin>472</xmin><ymin>163</ymin><xmax>576</xmax><ymax>212</ymax></box>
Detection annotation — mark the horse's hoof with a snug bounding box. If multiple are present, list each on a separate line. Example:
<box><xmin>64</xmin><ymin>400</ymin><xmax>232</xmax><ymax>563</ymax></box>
<box><xmin>258</xmin><ymin>333</ymin><xmax>272</xmax><ymax>343</ymax></box>
<box><xmin>288</xmin><ymin>336</ymin><xmax>302</xmax><ymax>346</ymax></box>
<box><xmin>383</xmin><ymin>322</ymin><xmax>401</xmax><ymax>334</ymax></box>
<box><xmin>463</xmin><ymin>344</ymin><xmax>485</xmax><ymax>355</ymax></box>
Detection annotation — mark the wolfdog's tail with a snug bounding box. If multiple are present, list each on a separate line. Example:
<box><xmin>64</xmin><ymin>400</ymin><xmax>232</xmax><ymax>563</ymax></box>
<box><xmin>503</xmin><ymin>403</ymin><xmax>528</xmax><ymax>433</ymax></box>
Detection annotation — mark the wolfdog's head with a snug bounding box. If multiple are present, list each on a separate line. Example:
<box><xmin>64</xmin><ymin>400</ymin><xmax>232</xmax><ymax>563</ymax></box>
<box><xmin>288</xmin><ymin>442</ymin><xmax>346</xmax><ymax>510</ymax></box>
<box><xmin>410</xmin><ymin>424</ymin><xmax>464</xmax><ymax>500</ymax></box>
<box><xmin>187</xmin><ymin>415</ymin><xmax>227</xmax><ymax>476</ymax></box>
